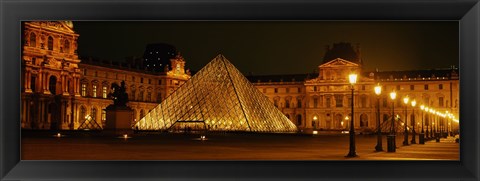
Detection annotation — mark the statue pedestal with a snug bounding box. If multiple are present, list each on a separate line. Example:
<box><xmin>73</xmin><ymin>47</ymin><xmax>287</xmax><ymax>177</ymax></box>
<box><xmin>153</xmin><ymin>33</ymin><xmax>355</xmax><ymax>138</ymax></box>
<box><xmin>104</xmin><ymin>105</ymin><xmax>133</xmax><ymax>136</ymax></box>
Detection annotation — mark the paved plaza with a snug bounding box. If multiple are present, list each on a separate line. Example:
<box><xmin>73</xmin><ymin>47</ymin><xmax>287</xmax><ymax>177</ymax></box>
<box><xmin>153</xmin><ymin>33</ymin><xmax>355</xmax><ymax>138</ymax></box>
<box><xmin>21</xmin><ymin>131</ymin><xmax>459</xmax><ymax>160</ymax></box>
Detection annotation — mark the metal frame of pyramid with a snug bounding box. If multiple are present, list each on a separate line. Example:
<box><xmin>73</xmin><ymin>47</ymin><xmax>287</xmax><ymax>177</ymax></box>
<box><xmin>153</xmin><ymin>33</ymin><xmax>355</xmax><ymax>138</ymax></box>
<box><xmin>135</xmin><ymin>55</ymin><xmax>298</xmax><ymax>133</ymax></box>
<box><xmin>77</xmin><ymin>116</ymin><xmax>103</xmax><ymax>130</ymax></box>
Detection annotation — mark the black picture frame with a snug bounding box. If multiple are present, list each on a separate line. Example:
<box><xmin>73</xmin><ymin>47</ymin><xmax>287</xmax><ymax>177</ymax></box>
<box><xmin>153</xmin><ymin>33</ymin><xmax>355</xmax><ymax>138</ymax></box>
<box><xmin>1</xmin><ymin>0</ymin><xmax>479</xmax><ymax>180</ymax></box>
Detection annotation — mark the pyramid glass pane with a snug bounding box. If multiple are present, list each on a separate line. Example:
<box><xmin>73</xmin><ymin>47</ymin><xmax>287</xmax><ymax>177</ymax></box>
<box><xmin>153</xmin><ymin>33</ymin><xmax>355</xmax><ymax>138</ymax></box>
<box><xmin>135</xmin><ymin>55</ymin><xmax>298</xmax><ymax>132</ymax></box>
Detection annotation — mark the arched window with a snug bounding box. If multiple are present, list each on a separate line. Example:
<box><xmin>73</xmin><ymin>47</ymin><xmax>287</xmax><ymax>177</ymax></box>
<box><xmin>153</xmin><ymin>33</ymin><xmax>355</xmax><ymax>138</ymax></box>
<box><xmin>91</xmin><ymin>107</ymin><xmax>97</xmax><ymax>121</ymax></box>
<box><xmin>157</xmin><ymin>92</ymin><xmax>162</xmax><ymax>103</ymax></box>
<box><xmin>296</xmin><ymin>114</ymin><xmax>302</xmax><ymax>126</ymax></box>
<box><xmin>81</xmin><ymin>83</ymin><xmax>87</xmax><ymax>97</ymax></box>
<box><xmin>360</xmin><ymin>114</ymin><xmax>368</xmax><ymax>127</ymax></box>
<box><xmin>139</xmin><ymin>90</ymin><xmax>144</xmax><ymax>101</ymax></box>
<box><xmin>140</xmin><ymin>109</ymin><xmax>145</xmax><ymax>119</ymax></box>
<box><xmin>29</xmin><ymin>32</ymin><xmax>36</xmax><ymax>47</ymax></box>
<box><xmin>285</xmin><ymin>99</ymin><xmax>290</xmax><ymax>108</ymax></box>
<box><xmin>101</xmin><ymin>110</ymin><xmax>106</xmax><ymax>127</ymax></box>
<box><xmin>92</xmin><ymin>85</ymin><xmax>97</xmax><ymax>97</ymax></box>
<box><xmin>79</xmin><ymin>106</ymin><xmax>86</xmax><ymax>123</ymax></box>
<box><xmin>102</xmin><ymin>86</ymin><xmax>108</xmax><ymax>98</ymax></box>
<box><xmin>64</xmin><ymin>39</ymin><xmax>70</xmax><ymax>53</ymax></box>
<box><xmin>49</xmin><ymin>76</ymin><xmax>57</xmax><ymax>95</ymax></box>
<box><xmin>47</xmin><ymin>36</ymin><xmax>54</xmax><ymax>50</ymax></box>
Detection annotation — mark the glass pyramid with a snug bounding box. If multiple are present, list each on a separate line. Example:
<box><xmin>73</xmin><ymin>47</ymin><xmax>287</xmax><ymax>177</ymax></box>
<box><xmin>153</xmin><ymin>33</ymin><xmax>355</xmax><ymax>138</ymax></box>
<box><xmin>135</xmin><ymin>55</ymin><xmax>298</xmax><ymax>133</ymax></box>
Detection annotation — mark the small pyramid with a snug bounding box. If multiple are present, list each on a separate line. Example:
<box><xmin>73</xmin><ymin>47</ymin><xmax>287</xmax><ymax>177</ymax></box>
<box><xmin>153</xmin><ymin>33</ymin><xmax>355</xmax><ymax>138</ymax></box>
<box><xmin>77</xmin><ymin>117</ymin><xmax>103</xmax><ymax>130</ymax></box>
<box><xmin>135</xmin><ymin>54</ymin><xmax>297</xmax><ymax>132</ymax></box>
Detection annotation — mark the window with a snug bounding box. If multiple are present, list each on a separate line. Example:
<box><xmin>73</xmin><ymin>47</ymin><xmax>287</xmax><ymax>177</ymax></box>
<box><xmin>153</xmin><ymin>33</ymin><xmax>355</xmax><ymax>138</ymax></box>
<box><xmin>132</xmin><ymin>76</ymin><xmax>135</xmax><ymax>82</ymax></box>
<box><xmin>92</xmin><ymin>85</ymin><xmax>97</xmax><ymax>97</ymax></box>
<box><xmin>101</xmin><ymin>110</ymin><xmax>106</xmax><ymax>127</ymax></box>
<box><xmin>64</xmin><ymin>39</ymin><xmax>70</xmax><ymax>53</ymax></box>
<box><xmin>286</xmin><ymin>88</ymin><xmax>290</xmax><ymax>93</ymax></box>
<box><xmin>141</xmin><ymin>78</ymin><xmax>143</xmax><ymax>83</ymax></box>
<box><xmin>47</xmin><ymin>36</ymin><xmax>53</xmax><ymax>50</ymax></box>
<box><xmin>274</xmin><ymin>99</ymin><xmax>278</xmax><ymax>107</ymax></box>
<box><xmin>139</xmin><ymin>91</ymin><xmax>144</xmax><ymax>101</ymax></box>
<box><xmin>158</xmin><ymin>80</ymin><xmax>162</xmax><ymax>85</ymax></box>
<box><xmin>274</xmin><ymin>88</ymin><xmax>278</xmax><ymax>93</ymax></box>
<box><xmin>313</xmin><ymin>98</ymin><xmax>318</xmax><ymax>108</ymax></box>
<box><xmin>313</xmin><ymin>86</ymin><xmax>317</xmax><ymax>91</ymax></box>
<box><xmin>29</xmin><ymin>32</ymin><xmax>36</xmax><ymax>47</ymax></box>
<box><xmin>147</xmin><ymin>92</ymin><xmax>151</xmax><ymax>102</ymax></box>
<box><xmin>361</xmin><ymin>85</ymin><xmax>365</xmax><ymax>90</ymax></box>
<box><xmin>296</xmin><ymin>114</ymin><xmax>302</xmax><ymax>126</ymax></box>
<box><xmin>102</xmin><ymin>86</ymin><xmax>107</xmax><ymax>98</ymax></box>
<box><xmin>81</xmin><ymin>84</ymin><xmax>87</xmax><ymax>97</ymax></box>
<box><xmin>148</xmin><ymin>79</ymin><xmax>151</xmax><ymax>84</ymax></box>
<box><xmin>285</xmin><ymin>99</ymin><xmax>290</xmax><ymax>108</ymax></box>
<box><xmin>297</xmin><ymin>99</ymin><xmax>302</xmax><ymax>108</ymax></box>
<box><xmin>79</xmin><ymin>106</ymin><xmax>86</xmax><ymax>123</ymax></box>
<box><xmin>298</xmin><ymin>87</ymin><xmax>301</xmax><ymax>93</ymax></box>
<box><xmin>83</xmin><ymin>69</ymin><xmax>87</xmax><ymax>76</ymax></box>
<box><xmin>439</xmin><ymin>97</ymin><xmax>444</xmax><ymax>107</ymax></box>
<box><xmin>30</xmin><ymin>76</ymin><xmax>36</xmax><ymax>92</ymax></box>
<box><xmin>410</xmin><ymin>85</ymin><xmax>414</xmax><ymax>90</ymax></box>
<box><xmin>157</xmin><ymin>93</ymin><xmax>162</xmax><ymax>103</ymax></box>
<box><xmin>335</xmin><ymin>95</ymin><xmax>343</xmax><ymax>107</ymax></box>
<box><xmin>439</xmin><ymin>84</ymin><xmax>443</xmax><ymax>90</ymax></box>
<box><xmin>326</xmin><ymin>97</ymin><xmax>331</xmax><ymax>108</ymax></box>
<box><xmin>424</xmin><ymin>84</ymin><xmax>429</xmax><ymax>90</ymax></box>
<box><xmin>361</xmin><ymin>96</ymin><xmax>367</xmax><ymax>108</ymax></box>
<box><xmin>91</xmin><ymin>108</ymin><xmax>97</xmax><ymax>121</ymax></box>
<box><xmin>131</xmin><ymin>90</ymin><xmax>136</xmax><ymax>100</ymax></box>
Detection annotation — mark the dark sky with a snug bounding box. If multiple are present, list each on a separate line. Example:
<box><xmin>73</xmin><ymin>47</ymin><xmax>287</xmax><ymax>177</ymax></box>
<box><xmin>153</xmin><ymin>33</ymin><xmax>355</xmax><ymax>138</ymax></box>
<box><xmin>74</xmin><ymin>21</ymin><xmax>458</xmax><ymax>75</ymax></box>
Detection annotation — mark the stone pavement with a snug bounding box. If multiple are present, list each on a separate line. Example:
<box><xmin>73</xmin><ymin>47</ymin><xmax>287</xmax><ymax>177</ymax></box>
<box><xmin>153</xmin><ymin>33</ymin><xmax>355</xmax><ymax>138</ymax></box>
<box><xmin>352</xmin><ymin>137</ymin><xmax>459</xmax><ymax>160</ymax></box>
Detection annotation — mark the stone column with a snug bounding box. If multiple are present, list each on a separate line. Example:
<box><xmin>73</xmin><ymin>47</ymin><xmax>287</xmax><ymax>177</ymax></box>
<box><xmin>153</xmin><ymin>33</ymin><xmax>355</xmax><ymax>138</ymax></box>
<box><xmin>25</xmin><ymin>69</ymin><xmax>32</xmax><ymax>93</ymax></box>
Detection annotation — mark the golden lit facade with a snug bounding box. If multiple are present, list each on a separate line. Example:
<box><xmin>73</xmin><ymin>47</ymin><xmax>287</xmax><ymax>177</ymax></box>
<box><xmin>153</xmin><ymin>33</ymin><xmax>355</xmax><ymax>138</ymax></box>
<box><xmin>21</xmin><ymin>21</ymin><xmax>190</xmax><ymax>130</ymax></box>
<box><xmin>21</xmin><ymin>22</ymin><xmax>459</xmax><ymax>132</ymax></box>
<box><xmin>250</xmin><ymin>58</ymin><xmax>459</xmax><ymax>133</ymax></box>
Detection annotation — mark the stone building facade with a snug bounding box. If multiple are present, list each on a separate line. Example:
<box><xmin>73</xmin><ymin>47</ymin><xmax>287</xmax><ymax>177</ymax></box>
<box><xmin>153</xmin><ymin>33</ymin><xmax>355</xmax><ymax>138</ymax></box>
<box><xmin>248</xmin><ymin>43</ymin><xmax>459</xmax><ymax>133</ymax></box>
<box><xmin>21</xmin><ymin>22</ymin><xmax>459</xmax><ymax>132</ymax></box>
<box><xmin>21</xmin><ymin>21</ymin><xmax>190</xmax><ymax>130</ymax></box>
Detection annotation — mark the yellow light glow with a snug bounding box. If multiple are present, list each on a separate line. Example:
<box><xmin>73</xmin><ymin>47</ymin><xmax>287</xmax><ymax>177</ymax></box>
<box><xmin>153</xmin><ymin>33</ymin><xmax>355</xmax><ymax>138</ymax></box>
<box><xmin>403</xmin><ymin>96</ymin><xmax>409</xmax><ymax>104</ymax></box>
<box><xmin>349</xmin><ymin>74</ymin><xmax>358</xmax><ymax>85</ymax></box>
<box><xmin>313</xmin><ymin>130</ymin><xmax>318</xmax><ymax>135</ymax></box>
<box><xmin>313</xmin><ymin>116</ymin><xmax>318</xmax><ymax>120</ymax></box>
<box><xmin>374</xmin><ymin>84</ymin><xmax>382</xmax><ymax>95</ymax></box>
<box><xmin>411</xmin><ymin>100</ymin><xmax>416</xmax><ymax>107</ymax></box>
<box><xmin>390</xmin><ymin>91</ymin><xmax>397</xmax><ymax>100</ymax></box>
<box><xmin>420</xmin><ymin>105</ymin><xmax>425</xmax><ymax>110</ymax></box>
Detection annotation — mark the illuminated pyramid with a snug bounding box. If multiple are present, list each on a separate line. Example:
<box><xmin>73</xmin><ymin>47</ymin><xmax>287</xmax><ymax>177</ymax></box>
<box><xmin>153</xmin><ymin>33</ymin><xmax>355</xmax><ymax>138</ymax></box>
<box><xmin>135</xmin><ymin>55</ymin><xmax>297</xmax><ymax>133</ymax></box>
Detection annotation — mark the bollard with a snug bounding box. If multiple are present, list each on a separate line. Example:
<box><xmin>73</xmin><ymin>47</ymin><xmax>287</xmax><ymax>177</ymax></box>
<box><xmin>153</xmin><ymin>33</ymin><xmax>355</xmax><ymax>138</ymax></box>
<box><xmin>419</xmin><ymin>133</ymin><xmax>425</xmax><ymax>144</ymax></box>
<box><xmin>387</xmin><ymin>135</ymin><xmax>396</xmax><ymax>152</ymax></box>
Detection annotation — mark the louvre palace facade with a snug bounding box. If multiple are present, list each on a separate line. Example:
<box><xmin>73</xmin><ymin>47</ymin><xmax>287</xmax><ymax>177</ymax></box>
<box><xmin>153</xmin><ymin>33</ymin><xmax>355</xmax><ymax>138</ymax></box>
<box><xmin>21</xmin><ymin>21</ymin><xmax>459</xmax><ymax>132</ymax></box>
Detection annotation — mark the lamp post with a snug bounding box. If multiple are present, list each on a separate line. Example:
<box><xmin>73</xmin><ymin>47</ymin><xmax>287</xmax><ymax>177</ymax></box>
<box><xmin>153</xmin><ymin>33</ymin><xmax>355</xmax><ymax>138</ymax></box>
<box><xmin>374</xmin><ymin>84</ymin><xmax>383</xmax><ymax>152</ymax></box>
<box><xmin>346</xmin><ymin>73</ymin><xmax>357</xmax><ymax>157</ymax></box>
<box><xmin>403</xmin><ymin>96</ymin><xmax>410</xmax><ymax>146</ymax></box>
<box><xmin>410</xmin><ymin>100</ymin><xmax>417</xmax><ymax>144</ymax></box>
<box><xmin>387</xmin><ymin>91</ymin><xmax>397</xmax><ymax>152</ymax></box>
<box><xmin>419</xmin><ymin>105</ymin><xmax>425</xmax><ymax>144</ymax></box>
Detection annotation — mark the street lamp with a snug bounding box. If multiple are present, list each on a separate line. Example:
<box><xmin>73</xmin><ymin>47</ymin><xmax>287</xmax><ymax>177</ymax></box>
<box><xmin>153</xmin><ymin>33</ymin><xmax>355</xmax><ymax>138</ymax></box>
<box><xmin>403</xmin><ymin>96</ymin><xmax>410</xmax><ymax>146</ymax></box>
<box><xmin>346</xmin><ymin>73</ymin><xmax>357</xmax><ymax>157</ymax></box>
<box><xmin>387</xmin><ymin>91</ymin><xmax>397</xmax><ymax>152</ymax></box>
<box><xmin>374</xmin><ymin>84</ymin><xmax>383</xmax><ymax>152</ymax></box>
<box><xmin>419</xmin><ymin>105</ymin><xmax>425</xmax><ymax>144</ymax></box>
<box><xmin>410</xmin><ymin>100</ymin><xmax>417</xmax><ymax>144</ymax></box>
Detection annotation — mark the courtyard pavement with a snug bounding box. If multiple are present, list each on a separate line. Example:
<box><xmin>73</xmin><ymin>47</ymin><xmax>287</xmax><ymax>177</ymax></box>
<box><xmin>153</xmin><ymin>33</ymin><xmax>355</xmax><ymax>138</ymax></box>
<box><xmin>21</xmin><ymin>131</ymin><xmax>459</xmax><ymax>160</ymax></box>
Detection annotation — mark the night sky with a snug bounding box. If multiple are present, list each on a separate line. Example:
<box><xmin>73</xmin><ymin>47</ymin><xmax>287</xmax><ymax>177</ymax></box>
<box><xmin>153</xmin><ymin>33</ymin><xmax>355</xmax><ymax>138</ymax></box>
<box><xmin>74</xmin><ymin>21</ymin><xmax>458</xmax><ymax>75</ymax></box>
